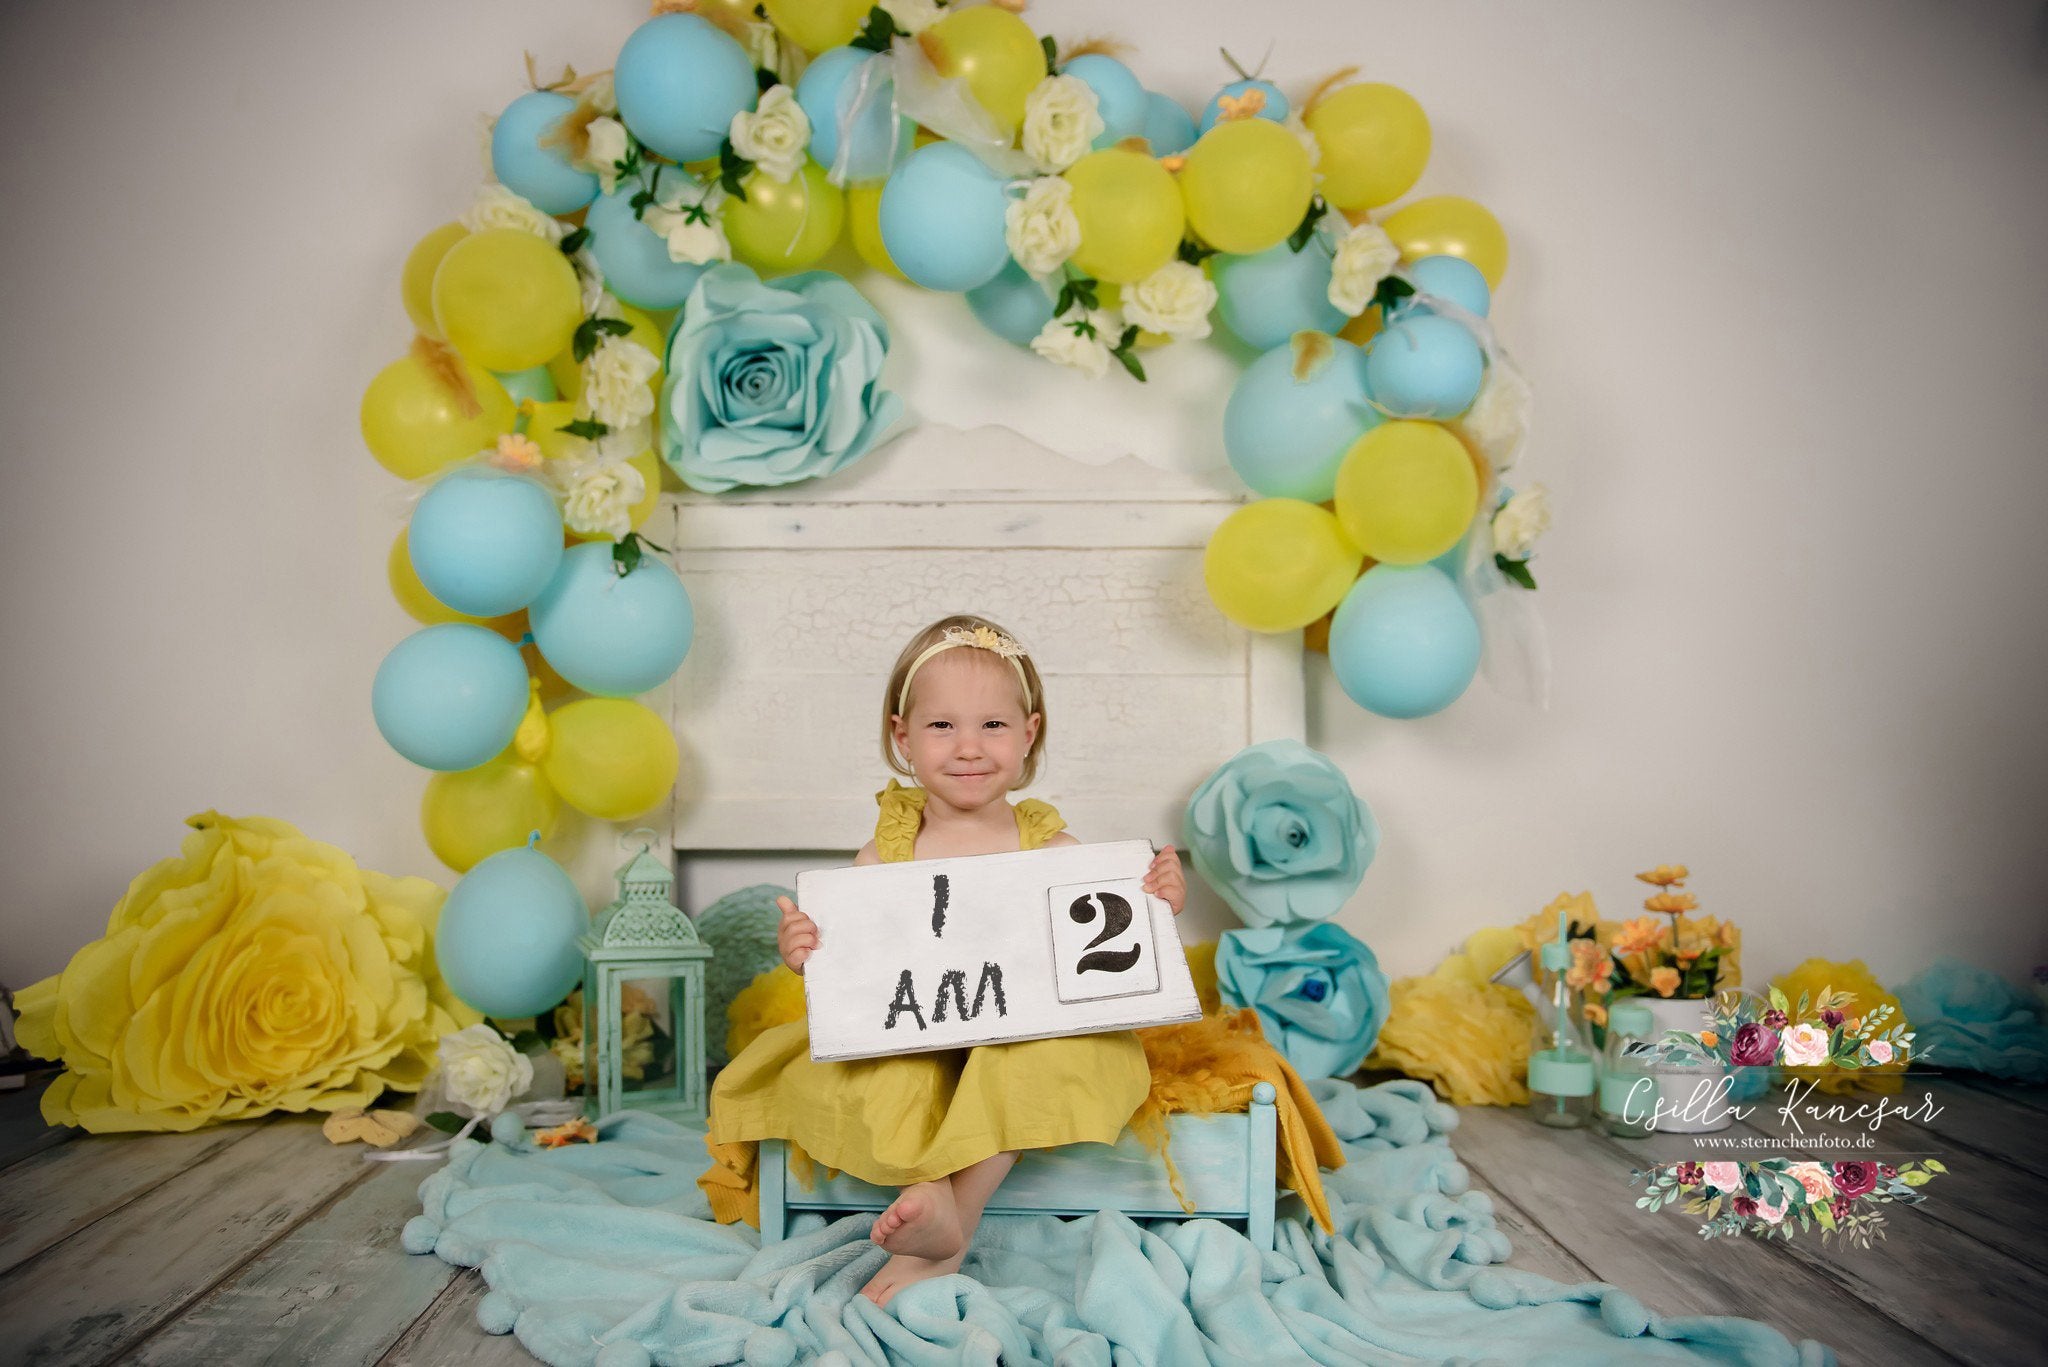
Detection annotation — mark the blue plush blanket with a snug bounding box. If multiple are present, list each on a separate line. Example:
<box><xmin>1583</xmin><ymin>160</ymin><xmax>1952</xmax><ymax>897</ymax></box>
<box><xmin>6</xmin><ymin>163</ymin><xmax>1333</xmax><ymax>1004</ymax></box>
<box><xmin>404</xmin><ymin>1079</ymin><xmax>1835</xmax><ymax>1366</ymax></box>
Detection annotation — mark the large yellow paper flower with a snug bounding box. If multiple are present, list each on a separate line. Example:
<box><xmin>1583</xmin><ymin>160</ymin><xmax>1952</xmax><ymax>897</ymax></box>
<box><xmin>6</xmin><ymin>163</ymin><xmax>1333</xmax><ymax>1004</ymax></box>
<box><xmin>15</xmin><ymin>812</ymin><xmax>478</xmax><ymax>1132</ymax></box>
<box><xmin>1364</xmin><ymin>930</ymin><xmax>1539</xmax><ymax>1106</ymax></box>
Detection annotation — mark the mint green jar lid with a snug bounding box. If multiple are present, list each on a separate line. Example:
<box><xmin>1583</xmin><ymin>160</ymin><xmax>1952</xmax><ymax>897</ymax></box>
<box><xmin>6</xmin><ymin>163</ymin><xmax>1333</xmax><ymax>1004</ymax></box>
<box><xmin>1608</xmin><ymin>1001</ymin><xmax>1656</xmax><ymax>1039</ymax></box>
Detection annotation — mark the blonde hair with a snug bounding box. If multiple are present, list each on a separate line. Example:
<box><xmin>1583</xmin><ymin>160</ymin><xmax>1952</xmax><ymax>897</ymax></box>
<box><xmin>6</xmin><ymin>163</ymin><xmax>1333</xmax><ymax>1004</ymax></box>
<box><xmin>881</xmin><ymin>614</ymin><xmax>1048</xmax><ymax>790</ymax></box>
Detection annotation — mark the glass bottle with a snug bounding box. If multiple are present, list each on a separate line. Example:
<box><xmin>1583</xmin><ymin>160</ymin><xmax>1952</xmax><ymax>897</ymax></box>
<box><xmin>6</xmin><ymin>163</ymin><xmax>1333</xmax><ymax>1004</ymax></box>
<box><xmin>1599</xmin><ymin>1001</ymin><xmax>1658</xmax><ymax>1138</ymax></box>
<box><xmin>1525</xmin><ymin>937</ymin><xmax>1596</xmax><ymax>1128</ymax></box>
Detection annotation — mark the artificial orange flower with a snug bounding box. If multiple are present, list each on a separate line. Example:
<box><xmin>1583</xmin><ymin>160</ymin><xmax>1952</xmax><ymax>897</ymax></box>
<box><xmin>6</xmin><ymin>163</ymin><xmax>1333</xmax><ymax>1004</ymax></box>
<box><xmin>1649</xmin><ymin>967</ymin><xmax>1681</xmax><ymax>997</ymax></box>
<box><xmin>1584</xmin><ymin>1000</ymin><xmax>1609</xmax><ymax>1027</ymax></box>
<box><xmin>1636</xmin><ymin>865</ymin><xmax>1690</xmax><ymax>888</ymax></box>
<box><xmin>1613</xmin><ymin>916</ymin><xmax>1666</xmax><ymax>957</ymax></box>
<box><xmin>535</xmin><ymin>1117</ymin><xmax>599</xmax><ymax>1148</ymax></box>
<box><xmin>1643</xmin><ymin>892</ymin><xmax>1698</xmax><ymax>915</ymax></box>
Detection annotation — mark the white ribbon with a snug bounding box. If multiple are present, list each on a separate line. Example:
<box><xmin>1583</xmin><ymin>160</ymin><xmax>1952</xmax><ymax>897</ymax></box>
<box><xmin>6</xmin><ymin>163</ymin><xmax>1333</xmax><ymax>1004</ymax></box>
<box><xmin>363</xmin><ymin>1097</ymin><xmax>586</xmax><ymax>1163</ymax></box>
<box><xmin>828</xmin><ymin>38</ymin><xmax>1035</xmax><ymax>185</ymax></box>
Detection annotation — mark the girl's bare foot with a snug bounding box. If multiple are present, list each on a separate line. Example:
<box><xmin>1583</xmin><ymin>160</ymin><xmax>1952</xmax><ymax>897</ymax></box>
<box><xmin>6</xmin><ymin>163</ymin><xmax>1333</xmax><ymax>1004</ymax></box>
<box><xmin>859</xmin><ymin>1247</ymin><xmax>966</xmax><ymax>1308</ymax></box>
<box><xmin>871</xmin><ymin>1180</ymin><xmax>962</xmax><ymax>1260</ymax></box>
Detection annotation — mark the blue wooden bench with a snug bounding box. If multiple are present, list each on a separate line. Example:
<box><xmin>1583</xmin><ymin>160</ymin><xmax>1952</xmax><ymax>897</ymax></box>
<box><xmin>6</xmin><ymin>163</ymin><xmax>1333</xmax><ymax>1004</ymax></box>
<box><xmin>758</xmin><ymin>1080</ymin><xmax>1280</xmax><ymax>1249</ymax></box>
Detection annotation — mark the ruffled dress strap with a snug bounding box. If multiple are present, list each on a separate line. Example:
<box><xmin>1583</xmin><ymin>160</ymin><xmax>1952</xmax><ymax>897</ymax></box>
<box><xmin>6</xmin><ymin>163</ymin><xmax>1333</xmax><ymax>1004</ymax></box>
<box><xmin>1013</xmin><ymin>798</ymin><xmax>1067</xmax><ymax>851</ymax></box>
<box><xmin>874</xmin><ymin>779</ymin><xmax>926</xmax><ymax>863</ymax></box>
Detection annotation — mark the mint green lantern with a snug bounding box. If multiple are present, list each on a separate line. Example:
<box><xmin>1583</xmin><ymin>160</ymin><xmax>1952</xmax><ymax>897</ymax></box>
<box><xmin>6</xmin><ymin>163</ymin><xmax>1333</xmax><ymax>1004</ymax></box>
<box><xmin>578</xmin><ymin>831</ymin><xmax>712</xmax><ymax>1121</ymax></box>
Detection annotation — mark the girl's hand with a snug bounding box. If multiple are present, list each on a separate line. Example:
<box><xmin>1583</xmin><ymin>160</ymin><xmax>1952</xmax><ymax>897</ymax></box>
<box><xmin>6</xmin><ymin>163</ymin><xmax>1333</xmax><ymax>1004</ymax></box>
<box><xmin>1143</xmin><ymin>844</ymin><xmax>1187</xmax><ymax>916</ymax></box>
<box><xmin>776</xmin><ymin>895</ymin><xmax>819</xmax><ymax>974</ymax></box>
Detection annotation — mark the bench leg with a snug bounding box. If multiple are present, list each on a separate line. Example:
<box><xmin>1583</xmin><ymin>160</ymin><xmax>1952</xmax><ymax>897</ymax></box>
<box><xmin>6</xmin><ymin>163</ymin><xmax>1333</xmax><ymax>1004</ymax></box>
<box><xmin>1247</xmin><ymin>1082</ymin><xmax>1278</xmax><ymax>1251</ymax></box>
<box><xmin>759</xmin><ymin>1139</ymin><xmax>788</xmax><ymax>1244</ymax></box>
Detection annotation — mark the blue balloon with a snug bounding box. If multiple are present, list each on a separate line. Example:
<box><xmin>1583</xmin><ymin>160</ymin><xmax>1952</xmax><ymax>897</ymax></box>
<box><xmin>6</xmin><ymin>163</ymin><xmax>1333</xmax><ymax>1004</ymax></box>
<box><xmin>1212</xmin><ymin>236</ymin><xmax>1347</xmax><ymax>351</ymax></box>
<box><xmin>797</xmin><ymin>47</ymin><xmax>911</xmax><ymax>183</ymax></box>
<box><xmin>495</xmin><ymin>365</ymin><xmax>557</xmax><ymax>413</ymax></box>
<box><xmin>1223</xmin><ymin>338</ymin><xmax>1378</xmax><ymax>502</ymax></box>
<box><xmin>1327</xmin><ymin>565</ymin><xmax>1482</xmax><ymax>720</ymax></box>
<box><xmin>409</xmin><ymin>468</ymin><xmax>564</xmax><ymax>618</ymax></box>
<box><xmin>614</xmin><ymin>13</ymin><xmax>757</xmax><ymax>164</ymax></box>
<box><xmin>1063</xmin><ymin>55</ymin><xmax>1147</xmax><ymax>146</ymax></box>
<box><xmin>585</xmin><ymin>177</ymin><xmax>711</xmax><ymax>311</ymax></box>
<box><xmin>965</xmin><ymin>260</ymin><xmax>1055</xmax><ymax>346</ymax></box>
<box><xmin>372</xmin><ymin>624</ymin><xmax>529</xmax><ymax>771</ymax></box>
<box><xmin>435</xmin><ymin>844</ymin><xmax>587</xmax><ymax>1018</ymax></box>
<box><xmin>1141</xmin><ymin>91</ymin><xmax>1199</xmax><ymax>156</ymax></box>
<box><xmin>491</xmin><ymin>91</ymin><xmax>600</xmax><ymax>215</ymax></box>
<box><xmin>1198</xmin><ymin>79</ymin><xmax>1289</xmax><ymax>134</ymax></box>
<box><xmin>1364</xmin><ymin>314</ymin><xmax>1487</xmax><ymax>420</ymax></box>
<box><xmin>529</xmin><ymin>543</ymin><xmax>695</xmax><ymax>697</ymax></box>
<box><xmin>878</xmin><ymin>143</ymin><xmax>1011</xmax><ymax>292</ymax></box>
<box><xmin>1402</xmin><ymin>254</ymin><xmax>1491</xmax><ymax>319</ymax></box>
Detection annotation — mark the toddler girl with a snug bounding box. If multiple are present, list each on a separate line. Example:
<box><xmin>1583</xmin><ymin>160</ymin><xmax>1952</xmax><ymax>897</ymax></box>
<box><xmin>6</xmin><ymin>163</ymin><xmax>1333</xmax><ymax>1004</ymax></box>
<box><xmin>701</xmin><ymin>614</ymin><xmax>1186</xmax><ymax>1308</ymax></box>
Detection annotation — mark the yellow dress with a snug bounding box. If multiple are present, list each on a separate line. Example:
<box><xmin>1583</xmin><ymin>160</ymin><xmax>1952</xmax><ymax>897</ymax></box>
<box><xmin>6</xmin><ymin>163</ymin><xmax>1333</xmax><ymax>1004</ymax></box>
<box><xmin>699</xmin><ymin>780</ymin><xmax>1153</xmax><ymax>1225</ymax></box>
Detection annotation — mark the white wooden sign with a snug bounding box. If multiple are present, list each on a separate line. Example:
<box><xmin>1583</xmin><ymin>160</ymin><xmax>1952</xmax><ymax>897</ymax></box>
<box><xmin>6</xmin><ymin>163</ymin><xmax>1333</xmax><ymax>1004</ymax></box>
<box><xmin>796</xmin><ymin>841</ymin><xmax>1204</xmax><ymax>1061</ymax></box>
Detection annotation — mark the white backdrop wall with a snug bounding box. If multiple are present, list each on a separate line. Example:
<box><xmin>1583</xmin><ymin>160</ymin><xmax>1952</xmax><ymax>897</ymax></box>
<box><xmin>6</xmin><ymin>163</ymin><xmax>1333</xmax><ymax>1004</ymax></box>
<box><xmin>3</xmin><ymin>0</ymin><xmax>2045</xmax><ymax>995</ymax></box>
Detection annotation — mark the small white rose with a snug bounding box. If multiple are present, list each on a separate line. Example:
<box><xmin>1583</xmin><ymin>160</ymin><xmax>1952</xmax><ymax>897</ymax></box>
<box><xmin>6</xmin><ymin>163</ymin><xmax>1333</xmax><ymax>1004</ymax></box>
<box><xmin>576</xmin><ymin>255</ymin><xmax>613</xmax><ymax>317</ymax></box>
<box><xmin>582</xmin><ymin>116</ymin><xmax>630</xmax><ymax>195</ymax></box>
<box><xmin>1021</xmin><ymin>73</ymin><xmax>1105</xmax><ymax>174</ymax></box>
<box><xmin>1490</xmin><ymin>484</ymin><xmax>1551</xmax><ymax>559</ymax></box>
<box><xmin>1030</xmin><ymin>312</ymin><xmax>1114</xmax><ymax>379</ymax></box>
<box><xmin>730</xmin><ymin>84</ymin><xmax>810</xmax><ymax>184</ymax></box>
<box><xmin>1120</xmin><ymin>260</ymin><xmax>1217</xmax><ymax>341</ymax></box>
<box><xmin>880</xmin><ymin>0</ymin><xmax>945</xmax><ymax>35</ymax></box>
<box><xmin>1453</xmin><ymin>358</ymin><xmax>1533</xmax><ymax>471</ymax></box>
<box><xmin>462</xmin><ymin>181</ymin><xmax>568</xmax><ymax>243</ymax></box>
<box><xmin>557</xmin><ymin>441</ymin><xmax>649</xmax><ymax>540</ymax></box>
<box><xmin>437</xmin><ymin>1024</ymin><xmax>534</xmax><ymax>1117</ymax></box>
<box><xmin>580</xmin><ymin>335</ymin><xmax>661</xmax><ymax>431</ymax></box>
<box><xmin>1327</xmin><ymin>222</ymin><xmax>1400</xmax><ymax>316</ymax></box>
<box><xmin>645</xmin><ymin>185</ymin><xmax>732</xmax><ymax>265</ymax></box>
<box><xmin>1004</xmin><ymin>175</ymin><xmax>1083</xmax><ymax>276</ymax></box>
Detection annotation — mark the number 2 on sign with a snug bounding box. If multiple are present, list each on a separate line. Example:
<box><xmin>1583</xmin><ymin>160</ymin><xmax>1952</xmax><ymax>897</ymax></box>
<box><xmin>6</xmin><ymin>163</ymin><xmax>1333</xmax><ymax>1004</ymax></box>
<box><xmin>1067</xmin><ymin>891</ymin><xmax>1143</xmax><ymax>974</ymax></box>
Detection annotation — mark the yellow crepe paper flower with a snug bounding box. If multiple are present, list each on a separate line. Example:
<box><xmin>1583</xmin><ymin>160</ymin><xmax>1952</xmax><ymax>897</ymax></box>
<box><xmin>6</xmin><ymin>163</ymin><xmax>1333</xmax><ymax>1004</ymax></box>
<box><xmin>1771</xmin><ymin>958</ymin><xmax>1908</xmax><ymax>1096</ymax></box>
<box><xmin>14</xmin><ymin>811</ymin><xmax>478</xmax><ymax>1133</ymax></box>
<box><xmin>1364</xmin><ymin>929</ymin><xmax>1539</xmax><ymax>1106</ymax></box>
<box><xmin>1184</xmin><ymin>940</ymin><xmax>1222</xmax><ymax>1014</ymax></box>
<box><xmin>1636</xmin><ymin>865</ymin><xmax>1689</xmax><ymax>887</ymax></box>
<box><xmin>726</xmin><ymin>964</ymin><xmax>808</xmax><ymax>1061</ymax></box>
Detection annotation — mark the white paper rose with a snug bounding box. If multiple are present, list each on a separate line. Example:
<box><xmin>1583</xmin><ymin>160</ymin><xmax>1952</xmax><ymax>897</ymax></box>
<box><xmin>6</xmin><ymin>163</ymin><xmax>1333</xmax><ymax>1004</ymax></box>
<box><xmin>462</xmin><ymin>182</ymin><xmax>567</xmax><ymax>243</ymax></box>
<box><xmin>1121</xmin><ymin>260</ymin><xmax>1218</xmax><ymax>340</ymax></box>
<box><xmin>582</xmin><ymin>116</ymin><xmax>630</xmax><ymax>194</ymax></box>
<box><xmin>580</xmin><ymin>335</ymin><xmax>661</xmax><ymax>430</ymax></box>
<box><xmin>1022</xmin><ymin>74</ymin><xmax>1105</xmax><ymax>174</ymax></box>
<box><xmin>1030</xmin><ymin>313</ymin><xmax>1114</xmax><ymax>378</ymax></box>
<box><xmin>731</xmin><ymin>84</ymin><xmax>810</xmax><ymax>184</ymax></box>
<box><xmin>1452</xmin><ymin>358</ymin><xmax>1533</xmax><ymax>471</ymax></box>
<box><xmin>437</xmin><ymin>1024</ymin><xmax>534</xmax><ymax>1117</ymax></box>
<box><xmin>556</xmin><ymin>440</ymin><xmax>648</xmax><ymax>539</ymax></box>
<box><xmin>1005</xmin><ymin>175</ymin><xmax>1083</xmax><ymax>276</ymax></box>
<box><xmin>646</xmin><ymin>185</ymin><xmax>733</xmax><ymax>266</ymax></box>
<box><xmin>1491</xmin><ymin>484</ymin><xmax>1551</xmax><ymax>559</ymax></box>
<box><xmin>1327</xmin><ymin>222</ymin><xmax>1401</xmax><ymax>316</ymax></box>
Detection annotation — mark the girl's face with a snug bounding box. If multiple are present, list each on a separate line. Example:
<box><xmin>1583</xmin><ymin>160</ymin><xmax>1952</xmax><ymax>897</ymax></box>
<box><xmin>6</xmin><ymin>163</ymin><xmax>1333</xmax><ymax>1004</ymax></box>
<box><xmin>892</xmin><ymin>650</ymin><xmax>1040</xmax><ymax>809</ymax></box>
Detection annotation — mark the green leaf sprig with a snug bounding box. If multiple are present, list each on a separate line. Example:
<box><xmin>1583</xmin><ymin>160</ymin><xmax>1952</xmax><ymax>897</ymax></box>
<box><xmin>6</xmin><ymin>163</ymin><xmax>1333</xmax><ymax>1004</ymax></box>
<box><xmin>1287</xmin><ymin>195</ymin><xmax>1329</xmax><ymax>253</ymax></box>
<box><xmin>570</xmin><ymin>316</ymin><xmax>633</xmax><ymax>364</ymax></box>
<box><xmin>1494</xmin><ymin>554</ymin><xmax>1537</xmax><ymax>590</ymax></box>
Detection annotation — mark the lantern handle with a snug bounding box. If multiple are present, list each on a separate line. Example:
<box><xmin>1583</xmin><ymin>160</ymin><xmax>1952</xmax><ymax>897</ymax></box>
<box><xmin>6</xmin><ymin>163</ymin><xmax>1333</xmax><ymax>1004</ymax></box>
<box><xmin>620</xmin><ymin>827</ymin><xmax>661</xmax><ymax>856</ymax></box>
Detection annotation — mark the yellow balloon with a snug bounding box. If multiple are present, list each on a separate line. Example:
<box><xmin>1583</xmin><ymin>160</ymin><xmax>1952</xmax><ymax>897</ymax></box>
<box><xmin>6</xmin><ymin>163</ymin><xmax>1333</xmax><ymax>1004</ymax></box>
<box><xmin>846</xmin><ymin>184</ymin><xmax>908</xmax><ymax>281</ymax></box>
<box><xmin>1063</xmin><ymin>149</ymin><xmax>1185</xmax><ymax>284</ymax></box>
<box><xmin>919</xmin><ymin>5</ymin><xmax>1047</xmax><ymax>135</ymax></box>
<box><xmin>761</xmin><ymin>0</ymin><xmax>870</xmax><ymax>53</ymax></box>
<box><xmin>1304</xmin><ymin>85</ymin><xmax>1430</xmax><ymax>212</ymax></box>
<box><xmin>1380</xmin><ymin>195</ymin><xmax>1509</xmax><ymax>288</ymax></box>
<box><xmin>360</xmin><ymin>347</ymin><xmax>517</xmax><ymax>480</ymax></box>
<box><xmin>566</xmin><ymin>448</ymin><xmax>663</xmax><ymax>543</ymax></box>
<box><xmin>723</xmin><ymin>161</ymin><xmax>846</xmax><ymax>273</ymax></box>
<box><xmin>546</xmin><ymin>302</ymin><xmax>668</xmax><ymax>405</ymax></box>
<box><xmin>1203</xmin><ymin>499</ymin><xmax>1363</xmax><ymax>632</ymax></box>
<box><xmin>402</xmin><ymin>222</ymin><xmax>468</xmax><ymax>339</ymax></box>
<box><xmin>1178</xmin><ymin>118</ymin><xmax>1314</xmax><ymax>255</ymax></box>
<box><xmin>432</xmin><ymin>228</ymin><xmax>584</xmax><ymax>371</ymax></box>
<box><xmin>422</xmin><ymin>749</ymin><xmax>562</xmax><ymax>873</ymax></box>
<box><xmin>520</xmin><ymin>399</ymin><xmax>581</xmax><ymax>461</ymax></box>
<box><xmin>1333</xmin><ymin>420</ymin><xmax>1478</xmax><ymax>564</ymax></box>
<box><xmin>542</xmin><ymin>698</ymin><xmax>679</xmax><ymax>821</ymax></box>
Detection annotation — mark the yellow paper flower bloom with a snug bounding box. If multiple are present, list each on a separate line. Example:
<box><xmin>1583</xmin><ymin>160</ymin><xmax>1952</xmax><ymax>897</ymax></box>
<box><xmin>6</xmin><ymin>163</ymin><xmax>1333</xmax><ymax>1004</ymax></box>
<box><xmin>1363</xmin><ymin>943</ymin><xmax>1539</xmax><ymax>1107</ymax></box>
<box><xmin>14</xmin><ymin>812</ymin><xmax>479</xmax><ymax>1133</ymax></box>
<box><xmin>1771</xmin><ymin>958</ymin><xmax>1908</xmax><ymax>1096</ymax></box>
<box><xmin>1184</xmin><ymin>940</ymin><xmax>1222</xmax><ymax>1013</ymax></box>
<box><xmin>726</xmin><ymin>964</ymin><xmax>808</xmax><ymax>1060</ymax></box>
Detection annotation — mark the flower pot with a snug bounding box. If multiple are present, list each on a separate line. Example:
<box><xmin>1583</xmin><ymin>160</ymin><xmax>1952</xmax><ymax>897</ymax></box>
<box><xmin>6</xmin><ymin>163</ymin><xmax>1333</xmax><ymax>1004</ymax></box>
<box><xmin>1632</xmin><ymin>995</ymin><xmax>1735</xmax><ymax>1133</ymax></box>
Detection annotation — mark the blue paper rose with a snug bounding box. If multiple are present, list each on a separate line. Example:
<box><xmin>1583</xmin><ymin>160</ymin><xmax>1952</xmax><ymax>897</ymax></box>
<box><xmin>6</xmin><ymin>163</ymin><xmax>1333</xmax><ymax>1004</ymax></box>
<box><xmin>1182</xmin><ymin>739</ymin><xmax>1379</xmax><ymax>927</ymax></box>
<box><xmin>660</xmin><ymin>264</ymin><xmax>904</xmax><ymax>493</ymax></box>
<box><xmin>1216</xmin><ymin>922</ymin><xmax>1392</xmax><ymax>1079</ymax></box>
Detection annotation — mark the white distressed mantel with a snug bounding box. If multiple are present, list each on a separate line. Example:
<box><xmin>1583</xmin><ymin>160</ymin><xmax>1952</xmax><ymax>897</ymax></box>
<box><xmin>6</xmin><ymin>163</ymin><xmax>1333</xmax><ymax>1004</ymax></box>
<box><xmin>662</xmin><ymin>425</ymin><xmax>1307</xmax><ymax>857</ymax></box>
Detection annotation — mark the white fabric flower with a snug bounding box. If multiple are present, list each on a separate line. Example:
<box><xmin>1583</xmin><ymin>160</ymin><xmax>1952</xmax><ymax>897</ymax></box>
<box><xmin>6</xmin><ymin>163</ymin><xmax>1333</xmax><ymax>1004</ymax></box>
<box><xmin>1120</xmin><ymin>260</ymin><xmax>1218</xmax><ymax>341</ymax></box>
<box><xmin>1490</xmin><ymin>484</ymin><xmax>1551</xmax><ymax>559</ymax></box>
<box><xmin>741</xmin><ymin>21</ymin><xmax>782</xmax><ymax>76</ymax></box>
<box><xmin>580</xmin><ymin>335</ymin><xmax>660</xmax><ymax>430</ymax></box>
<box><xmin>557</xmin><ymin>443</ymin><xmax>649</xmax><ymax>539</ymax></box>
<box><xmin>582</xmin><ymin>116</ymin><xmax>630</xmax><ymax>195</ymax></box>
<box><xmin>1004</xmin><ymin>175</ymin><xmax>1083</xmax><ymax>276</ymax></box>
<box><xmin>462</xmin><ymin>182</ymin><xmax>568</xmax><ymax>243</ymax></box>
<box><xmin>645</xmin><ymin>184</ymin><xmax>732</xmax><ymax>265</ymax></box>
<box><xmin>730</xmin><ymin>84</ymin><xmax>810</xmax><ymax>184</ymax></box>
<box><xmin>1453</xmin><ymin>358</ymin><xmax>1533</xmax><ymax>472</ymax></box>
<box><xmin>576</xmin><ymin>253</ymin><xmax>613</xmax><ymax>316</ymax></box>
<box><xmin>1021</xmin><ymin>74</ymin><xmax>1106</xmax><ymax>174</ymax></box>
<box><xmin>1030</xmin><ymin>313</ymin><xmax>1114</xmax><ymax>379</ymax></box>
<box><xmin>1326</xmin><ymin>222</ymin><xmax>1401</xmax><ymax>316</ymax></box>
<box><xmin>881</xmin><ymin>0</ymin><xmax>945</xmax><ymax>34</ymax></box>
<box><xmin>1285</xmin><ymin>112</ymin><xmax>1322</xmax><ymax>174</ymax></box>
<box><xmin>437</xmin><ymin>1025</ymin><xmax>534</xmax><ymax>1117</ymax></box>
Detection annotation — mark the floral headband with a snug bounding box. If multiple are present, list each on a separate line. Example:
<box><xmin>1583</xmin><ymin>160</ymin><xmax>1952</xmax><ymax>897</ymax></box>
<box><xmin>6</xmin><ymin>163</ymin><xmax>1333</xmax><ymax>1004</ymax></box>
<box><xmin>897</xmin><ymin>625</ymin><xmax>1035</xmax><ymax>717</ymax></box>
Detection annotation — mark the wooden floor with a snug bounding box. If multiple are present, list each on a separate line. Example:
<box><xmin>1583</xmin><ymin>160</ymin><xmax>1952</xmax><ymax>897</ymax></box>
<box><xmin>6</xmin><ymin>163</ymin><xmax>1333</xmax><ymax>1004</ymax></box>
<box><xmin>1</xmin><ymin>1072</ymin><xmax>2043</xmax><ymax>1365</ymax></box>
